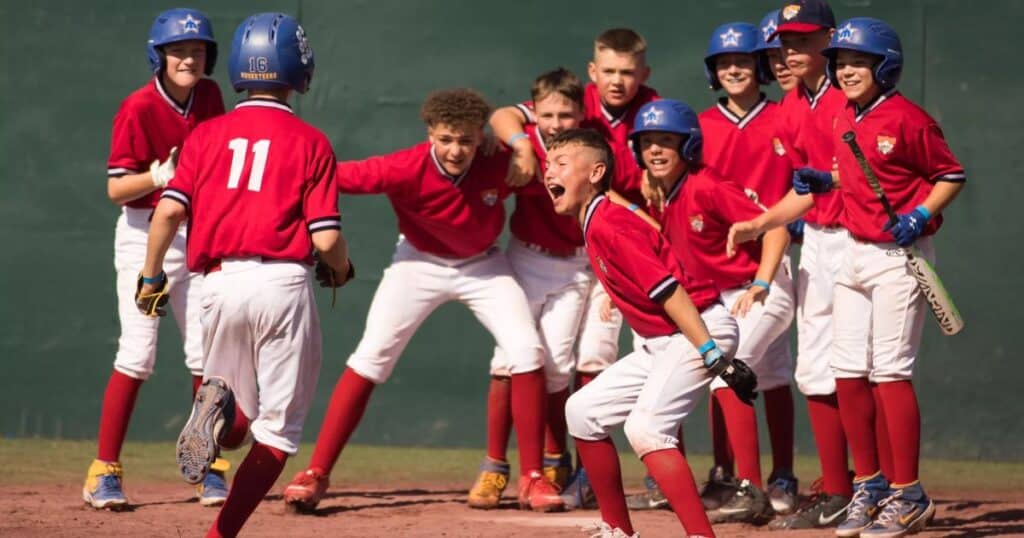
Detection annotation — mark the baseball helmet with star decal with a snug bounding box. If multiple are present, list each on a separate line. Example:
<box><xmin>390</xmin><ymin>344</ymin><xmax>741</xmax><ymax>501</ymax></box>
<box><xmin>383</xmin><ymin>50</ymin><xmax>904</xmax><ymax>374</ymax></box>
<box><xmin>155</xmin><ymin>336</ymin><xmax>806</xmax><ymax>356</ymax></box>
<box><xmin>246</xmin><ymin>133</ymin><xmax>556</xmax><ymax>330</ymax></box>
<box><xmin>229</xmin><ymin>12</ymin><xmax>316</xmax><ymax>94</ymax></box>
<box><xmin>147</xmin><ymin>8</ymin><xmax>217</xmax><ymax>76</ymax></box>
<box><xmin>703</xmin><ymin>22</ymin><xmax>772</xmax><ymax>89</ymax></box>
<box><xmin>629</xmin><ymin>99</ymin><xmax>703</xmax><ymax>167</ymax></box>
<box><xmin>823</xmin><ymin>17</ymin><xmax>903</xmax><ymax>90</ymax></box>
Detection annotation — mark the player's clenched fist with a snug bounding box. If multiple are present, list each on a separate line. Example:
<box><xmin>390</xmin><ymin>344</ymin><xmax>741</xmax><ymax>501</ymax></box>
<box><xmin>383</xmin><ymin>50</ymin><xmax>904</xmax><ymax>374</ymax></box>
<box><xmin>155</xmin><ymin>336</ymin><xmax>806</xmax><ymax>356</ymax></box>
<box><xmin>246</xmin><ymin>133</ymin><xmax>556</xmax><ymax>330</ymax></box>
<box><xmin>314</xmin><ymin>258</ymin><xmax>355</xmax><ymax>288</ymax></box>
<box><xmin>135</xmin><ymin>272</ymin><xmax>170</xmax><ymax>317</ymax></box>
<box><xmin>505</xmin><ymin>137</ymin><xmax>539</xmax><ymax>187</ymax></box>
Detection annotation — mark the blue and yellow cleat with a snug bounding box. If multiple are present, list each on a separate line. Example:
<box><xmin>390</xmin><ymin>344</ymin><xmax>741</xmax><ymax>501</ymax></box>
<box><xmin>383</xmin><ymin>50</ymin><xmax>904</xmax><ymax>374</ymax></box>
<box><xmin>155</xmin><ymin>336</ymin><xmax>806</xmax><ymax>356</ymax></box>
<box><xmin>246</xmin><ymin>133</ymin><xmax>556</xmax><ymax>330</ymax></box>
<box><xmin>82</xmin><ymin>459</ymin><xmax>128</xmax><ymax>510</ymax></box>
<box><xmin>196</xmin><ymin>457</ymin><xmax>231</xmax><ymax>507</ymax></box>
<box><xmin>861</xmin><ymin>481</ymin><xmax>936</xmax><ymax>538</ymax></box>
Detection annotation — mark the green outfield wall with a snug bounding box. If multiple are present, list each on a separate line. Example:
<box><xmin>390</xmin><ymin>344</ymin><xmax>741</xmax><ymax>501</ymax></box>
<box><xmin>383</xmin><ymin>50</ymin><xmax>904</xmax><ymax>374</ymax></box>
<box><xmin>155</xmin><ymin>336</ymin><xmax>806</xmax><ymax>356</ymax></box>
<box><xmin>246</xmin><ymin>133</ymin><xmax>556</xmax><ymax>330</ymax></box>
<box><xmin>2</xmin><ymin>1</ymin><xmax>1019</xmax><ymax>460</ymax></box>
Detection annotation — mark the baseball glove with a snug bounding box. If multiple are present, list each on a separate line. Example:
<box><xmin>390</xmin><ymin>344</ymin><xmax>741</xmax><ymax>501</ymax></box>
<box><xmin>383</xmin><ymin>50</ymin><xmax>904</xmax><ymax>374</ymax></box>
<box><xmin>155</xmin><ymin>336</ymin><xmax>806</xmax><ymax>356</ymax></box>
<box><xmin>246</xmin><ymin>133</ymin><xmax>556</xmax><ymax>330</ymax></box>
<box><xmin>314</xmin><ymin>259</ymin><xmax>355</xmax><ymax>288</ymax></box>
<box><xmin>135</xmin><ymin>272</ymin><xmax>170</xmax><ymax>317</ymax></box>
<box><xmin>717</xmin><ymin>358</ymin><xmax>758</xmax><ymax>405</ymax></box>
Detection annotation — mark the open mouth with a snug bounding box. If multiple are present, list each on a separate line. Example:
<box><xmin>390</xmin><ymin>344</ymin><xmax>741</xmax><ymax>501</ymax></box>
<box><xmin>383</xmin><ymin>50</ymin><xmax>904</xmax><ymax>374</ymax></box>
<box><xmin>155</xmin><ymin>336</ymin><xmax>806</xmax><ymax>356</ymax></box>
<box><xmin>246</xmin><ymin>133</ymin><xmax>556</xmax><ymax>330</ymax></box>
<box><xmin>547</xmin><ymin>183</ymin><xmax>566</xmax><ymax>201</ymax></box>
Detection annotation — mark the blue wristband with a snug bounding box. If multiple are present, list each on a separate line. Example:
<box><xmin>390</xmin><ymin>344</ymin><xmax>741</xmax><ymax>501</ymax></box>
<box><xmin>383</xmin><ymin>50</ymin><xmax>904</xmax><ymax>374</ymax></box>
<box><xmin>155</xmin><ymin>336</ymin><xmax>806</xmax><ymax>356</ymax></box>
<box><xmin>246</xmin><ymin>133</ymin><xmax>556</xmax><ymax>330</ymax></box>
<box><xmin>751</xmin><ymin>279</ymin><xmax>771</xmax><ymax>292</ymax></box>
<box><xmin>914</xmin><ymin>204</ymin><xmax>932</xmax><ymax>220</ymax></box>
<box><xmin>627</xmin><ymin>203</ymin><xmax>639</xmax><ymax>211</ymax></box>
<box><xmin>142</xmin><ymin>272</ymin><xmax>165</xmax><ymax>285</ymax></box>
<box><xmin>698</xmin><ymin>340</ymin><xmax>716</xmax><ymax>355</ymax></box>
<box><xmin>507</xmin><ymin>132</ymin><xmax>528</xmax><ymax>145</ymax></box>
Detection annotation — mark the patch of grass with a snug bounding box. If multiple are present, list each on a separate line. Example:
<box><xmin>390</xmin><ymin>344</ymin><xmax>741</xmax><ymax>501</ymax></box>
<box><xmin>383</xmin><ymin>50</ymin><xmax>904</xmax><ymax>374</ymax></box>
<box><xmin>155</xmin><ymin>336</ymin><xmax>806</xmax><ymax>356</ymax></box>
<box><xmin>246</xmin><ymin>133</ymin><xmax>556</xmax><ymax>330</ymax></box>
<box><xmin>4</xmin><ymin>439</ymin><xmax>1021</xmax><ymax>492</ymax></box>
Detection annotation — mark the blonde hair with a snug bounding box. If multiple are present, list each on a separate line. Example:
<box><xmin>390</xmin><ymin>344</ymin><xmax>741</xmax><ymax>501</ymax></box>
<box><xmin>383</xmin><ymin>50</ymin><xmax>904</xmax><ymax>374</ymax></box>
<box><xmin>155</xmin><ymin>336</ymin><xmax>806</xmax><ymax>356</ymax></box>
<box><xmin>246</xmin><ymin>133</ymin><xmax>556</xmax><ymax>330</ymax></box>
<box><xmin>594</xmin><ymin>28</ymin><xmax>647</xmax><ymax>58</ymax></box>
<box><xmin>530</xmin><ymin>67</ymin><xmax>584</xmax><ymax>108</ymax></box>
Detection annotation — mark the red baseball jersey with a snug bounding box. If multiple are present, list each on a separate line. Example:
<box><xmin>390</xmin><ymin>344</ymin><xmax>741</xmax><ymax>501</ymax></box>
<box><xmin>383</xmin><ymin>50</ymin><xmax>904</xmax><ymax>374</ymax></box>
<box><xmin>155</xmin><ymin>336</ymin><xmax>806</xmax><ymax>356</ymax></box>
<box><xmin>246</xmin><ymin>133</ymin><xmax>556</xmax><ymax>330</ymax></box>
<box><xmin>583</xmin><ymin>194</ymin><xmax>719</xmax><ymax>338</ymax></box>
<box><xmin>834</xmin><ymin>91</ymin><xmax>966</xmax><ymax>243</ymax></box>
<box><xmin>658</xmin><ymin>168</ymin><xmax>766</xmax><ymax>291</ymax></box>
<box><xmin>777</xmin><ymin>81</ymin><xmax>847</xmax><ymax>225</ymax></box>
<box><xmin>108</xmin><ymin>77</ymin><xmax>225</xmax><ymax>209</ymax></box>
<box><xmin>162</xmin><ymin>99</ymin><xmax>341</xmax><ymax>273</ymax></box>
<box><xmin>336</xmin><ymin>142</ymin><xmax>512</xmax><ymax>259</ymax></box>
<box><xmin>699</xmin><ymin>96</ymin><xmax>793</xmax><ymax>208</ymax></box>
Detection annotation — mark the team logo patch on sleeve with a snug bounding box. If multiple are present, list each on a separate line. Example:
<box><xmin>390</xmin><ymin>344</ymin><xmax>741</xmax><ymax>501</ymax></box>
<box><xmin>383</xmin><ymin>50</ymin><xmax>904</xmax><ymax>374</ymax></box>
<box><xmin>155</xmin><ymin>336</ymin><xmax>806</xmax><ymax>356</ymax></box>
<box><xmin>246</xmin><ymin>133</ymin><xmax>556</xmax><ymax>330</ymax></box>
<box><xmin>481</xmin><ymin>188</ymin><xmax>499</xmax><ymax>206</ymax></box>
<box><xmin>690</xmin><ymin>214</ymin><xmax>705</xmax><ymax>233</ymax></box>
<box><xmin>772</xmin><ymin>137</ymin><xmax>786</xmax><ymax>156</ymax></box>
<box><xmin>876</xmin><ymin>135</ymin><xmax>896</xmax><ymax>155</ymax></box>
<box><xmin>783</xmin><ymin>5</ymin><xmax>801</xmax><ymax>19</ymax></box>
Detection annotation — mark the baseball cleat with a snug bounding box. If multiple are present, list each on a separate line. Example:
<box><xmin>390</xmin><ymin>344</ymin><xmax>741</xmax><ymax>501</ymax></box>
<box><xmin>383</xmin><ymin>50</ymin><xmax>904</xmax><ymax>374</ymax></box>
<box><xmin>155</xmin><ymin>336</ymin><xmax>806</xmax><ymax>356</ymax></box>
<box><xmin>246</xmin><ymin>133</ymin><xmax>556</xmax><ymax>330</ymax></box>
<box><xmin>836</xmin><ymin>472</ymin><xmax>889</xmax><ymax>537</ymax></box>
<box><xmin>767</xmin><ymin>468</ymin><xmax>799</xmax><ymax>515</ymax></box>
<box><xmin>542</xmin><ymin>452</ymin><xmax>573</xmax><ymax>490</ymax></box>
<box><xmin>699</xmin><ymin>465</ymin><xmax>740</xmax><ymax>510</ymax></box>
<box><xmin>860</xmin><ymin>481</ymin><xmax>935</xmax><ymax>538</ymax></box>
<box><xmin>625</xmin><ymin>474</ymin><xmax>669</xmax><ymax>510</ymax></box>
<box><xmin>283</xmin><ymin>467</ymin><xmax>330</xmax><ymax>513</ymax></box>
<box><xmin>177</xmin><ymin>377</ymin><xmax>231</xmax><ymax>485</ymax></box>
<box><xmin>467</xmin><ymin>458</ymin><xmax>510</xmax><ymax>509</ymax></box>
<box><xmin>82</xmin><ymin>459</ymin><xmax>129</xmax><ymax>511</ymax></box>
<box><xmin>518</xmin><ymin>470</ymin><xmax>566</xmax><ymax>512</ymax></box>
<box><xmin>561</xmin><ymin>467</ymin><xmax>598</xmax><ymax>510</ymax></box>
<box><xmin>582</xmin><ymin>521</ymin><xmax>639</xmax><ymax>538</ymax></box>
<box><xmin>769</xmin><ymin>492</ymin><xmax>851</xmax><ymax>530</ymax></box>
<box><xmin>707</xmin><ymin>478</ymin><xmax>773</xmax><ymax>524</ymax></box>
<box><xmin>196</xmin><ymin>457</ymin><xmax>231</xmax><ymax>507</ymax></box>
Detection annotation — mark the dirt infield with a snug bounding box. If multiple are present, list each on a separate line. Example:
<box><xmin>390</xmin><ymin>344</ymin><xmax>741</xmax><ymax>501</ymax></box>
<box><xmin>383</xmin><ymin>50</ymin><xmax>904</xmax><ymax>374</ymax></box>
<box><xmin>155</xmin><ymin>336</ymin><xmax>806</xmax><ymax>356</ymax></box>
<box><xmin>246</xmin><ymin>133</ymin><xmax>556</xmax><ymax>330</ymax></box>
<box><xmin>3</xmin><ymin>481</ymin><xmax>1022</xmax><ymax>537</ymax></box>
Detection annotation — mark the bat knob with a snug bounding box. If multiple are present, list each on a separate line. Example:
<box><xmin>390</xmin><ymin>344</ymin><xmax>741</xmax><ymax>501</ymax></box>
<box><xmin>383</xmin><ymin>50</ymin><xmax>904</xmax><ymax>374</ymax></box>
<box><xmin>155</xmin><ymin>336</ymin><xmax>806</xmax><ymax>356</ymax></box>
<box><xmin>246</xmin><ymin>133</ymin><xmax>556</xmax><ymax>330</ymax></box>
<box><xmin>842</xmin><ymin>131</ymin><xmax>856</xmax><ymax>143</ymax></box>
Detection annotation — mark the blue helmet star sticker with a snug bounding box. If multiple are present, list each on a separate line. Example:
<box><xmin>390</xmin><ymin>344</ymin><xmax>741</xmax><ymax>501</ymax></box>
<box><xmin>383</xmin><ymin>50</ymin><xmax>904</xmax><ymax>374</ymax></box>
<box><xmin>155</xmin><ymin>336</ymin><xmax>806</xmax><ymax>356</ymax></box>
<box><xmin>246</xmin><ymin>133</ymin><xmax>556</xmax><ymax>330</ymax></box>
<box><xmin>720</xmin><ymin>27</ymin><xmax>742</xmax><ymax>48</ymax></box>
<box><xmin>642</xmin><ymin>107</ymin><xmax>664</xmax><ymax>126</ymax></box>
<box><xmin>180</xmin><ymin>13</ymin><xmax>201</xmax><ymax>34</ymax></box>
<box><xmin>837</xmin><ymin>22</ymin><xmax>857</xmax><ymax>43</ymax></box>
<box><xmin>762</xmin><ymin>20</ymin><xmax>778</xmax><ymax>42</ymax></box>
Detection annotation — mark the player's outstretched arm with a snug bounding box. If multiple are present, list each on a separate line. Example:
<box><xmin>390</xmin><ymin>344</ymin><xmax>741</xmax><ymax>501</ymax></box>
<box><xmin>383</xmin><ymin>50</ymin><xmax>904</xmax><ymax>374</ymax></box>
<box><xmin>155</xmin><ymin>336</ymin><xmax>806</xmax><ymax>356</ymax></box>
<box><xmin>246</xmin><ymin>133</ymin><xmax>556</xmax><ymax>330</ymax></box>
<box><xmin>732</xmin><ymin>225</ymin><xmax>789</xmax><ymax>318</ymax></box>
<box><xmin>489</xmin><ymin>106</ymin><xmax>537</xmax><ymax>187</ymax></box>
<box><xmin>140</xmin><ymin>197</ymin><xmax>186</xmax><ymax>289</ymax></box>
<box><xmin>606</xmin><ymin>189</ymin><xmax>661</xmax><ymax>231</ymax></box>
<box><xmin>727</xmin><ymin>190</ymin><xmax>814</xmax><ymax>257</ymax></box>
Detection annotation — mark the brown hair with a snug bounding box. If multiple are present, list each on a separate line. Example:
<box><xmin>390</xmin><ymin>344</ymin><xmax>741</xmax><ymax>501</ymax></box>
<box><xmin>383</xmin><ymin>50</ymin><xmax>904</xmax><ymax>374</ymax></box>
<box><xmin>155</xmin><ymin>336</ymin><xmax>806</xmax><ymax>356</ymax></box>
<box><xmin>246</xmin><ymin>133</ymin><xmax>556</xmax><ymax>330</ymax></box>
<box><xmin>547</xmin><ymin>128</ymin><xmax>615</xmax><ymax>192</ymax></box>
<box><xmin>530</xmin><ymin>67</ymin><xmax>584</xmax><ymax>108</ymax></box>
<box><xmin>420</xmin><ymin>88</ymin><xmax>491</xmax><ymax>130</ymax></box>
<box><xmin>594</xmin><ymin>28</ymin><xmax>647</xmax><ymax>57</ymax></box>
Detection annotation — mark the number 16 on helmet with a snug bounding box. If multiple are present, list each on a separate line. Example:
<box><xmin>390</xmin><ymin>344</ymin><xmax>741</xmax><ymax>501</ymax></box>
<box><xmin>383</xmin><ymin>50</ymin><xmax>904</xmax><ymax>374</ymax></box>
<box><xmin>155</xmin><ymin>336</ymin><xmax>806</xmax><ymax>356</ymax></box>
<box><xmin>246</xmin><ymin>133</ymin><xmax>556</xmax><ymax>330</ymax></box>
<box><xmin>228</xmin><ymin>13</ymin><xmax>316</xmax><ymax>94</ymax></box>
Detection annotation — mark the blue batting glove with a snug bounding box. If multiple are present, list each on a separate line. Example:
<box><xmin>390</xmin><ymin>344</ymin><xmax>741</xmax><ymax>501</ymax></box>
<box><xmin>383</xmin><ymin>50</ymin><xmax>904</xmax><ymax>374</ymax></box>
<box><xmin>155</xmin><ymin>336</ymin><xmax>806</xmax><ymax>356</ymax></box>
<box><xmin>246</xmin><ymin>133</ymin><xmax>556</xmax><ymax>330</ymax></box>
<box><xmin>792</xmin><ymin>167</ymin><xmax>833</xmax><ymax>195</ymax></box>
<box><xmin>883</xmin><ymin>205</ymin><xmax>931</xmax><ymax>247</ymax></box>
<box><xmin>787</xmin><ymin>218</ymin><xmax>805</xmax><ymax>242</ymax></box>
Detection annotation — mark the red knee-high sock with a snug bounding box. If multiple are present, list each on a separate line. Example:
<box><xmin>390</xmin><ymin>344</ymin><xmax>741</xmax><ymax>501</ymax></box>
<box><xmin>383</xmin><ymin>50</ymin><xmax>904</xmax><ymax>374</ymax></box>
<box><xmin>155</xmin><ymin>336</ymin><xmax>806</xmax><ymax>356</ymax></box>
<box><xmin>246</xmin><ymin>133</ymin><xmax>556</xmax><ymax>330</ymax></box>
<box><xmin>872</xmin><ymin>383</ymin><xmax>896</xmax><ymax>480</ymax></box>
<box><xmin>485</xmin><ymin>376</ymin><xmax>512</xmax><ymax>462</ymax></box>
<box><xmin>544</xmin><ymin>388</ymin><xmax>570</xmax><ymax>456</ymax></box>
<box><xmin>643</xmin><ymin>448</ymin><xmax>714</xmax><ymax>537</ymax></box>
<box><xmin>510</xmin><ymin>369</ymin><xmax>546</xmax><ymax>475</ymax></box>
<box><xmin>220</xmin><ymin>403</ymin><xmax>252</xmax><ymax>450</ymax></box>
<box><xmin>575</xmin><ymin>437</ymin><xmax>633</xmax><ymax>534</ymax></box>
<box><xmin>575</xmin><ymin>371</ymin><xmax>599</xmax><ymax>390</ymax></box>
<box><xmin>876</xmin><ymin>380</ymin><xmax>920</xmax><ymax>485</ymax></box>
<box><xmin>835</xmin><ymin>378</ymin><xmax>880</xmax><ymax>478</ymax></box>
<box><xmin>806</xmin><ymin>393</ymin><xmax>852</xmax><ymax>497</ymax></box>
<box><xmin>308</xmin><ymin>368</ymin><xmax>376</xmax><ymax>474</ymax></box>
<box><xmin>763</xmin><ymin>385</ymin><xmax>795</xmax><ymax>473</ymax></box>
<box><xmin>207</xmin><ymin>442</ymin><xmax>287</xmax><ymax>538</ymax></box>
<box><xmin>192</xmin><ymin>375</ymin><xmax>203</xmax><ymax>398</ymax></box>
<box><xmin>717</xmin><ymin>388</ymin><xmax>762</xmax><ymax>487</ymax></box>
<box><xmin>709</xmin><ymin>390</ymin><xmax>734</xmax><ymax>472</ymax></box>
<box><xmin>96</xmin><ymin>371</ymin><xmax>144</xmax><ymax>462</ymax></box>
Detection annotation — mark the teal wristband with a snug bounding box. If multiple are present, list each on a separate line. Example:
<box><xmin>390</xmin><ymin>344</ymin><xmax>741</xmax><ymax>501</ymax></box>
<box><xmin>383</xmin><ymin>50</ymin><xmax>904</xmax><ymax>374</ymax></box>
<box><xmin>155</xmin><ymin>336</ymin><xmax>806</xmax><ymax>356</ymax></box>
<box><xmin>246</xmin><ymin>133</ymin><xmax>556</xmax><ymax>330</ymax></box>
<box><xmin>914</xmin><ymin>204</ymin><xmax>932</xmax><ymax>220</ymax></box>
<box><xmin>698</xmin><ymin>340</ymin><xmax>716</xmax><ymax>355</ymax></box>
<box><xmin>628</xmin><ymin>203</ymin><xmax>639</xmax><ymax>211</ymax></box>
<box><xmin>751</xmin><ymin>279</ymin><xmax>771</xmax><ymax>292</ymax></box>
<box><xmin>507</xmin><ymin>132</ymin><xmax>528</xmax><ymax>145</ymax></box>
<box><xmin>142</xmin><ymin>272</ymin><xmax>165</xmax><ymax>285</ymax></box>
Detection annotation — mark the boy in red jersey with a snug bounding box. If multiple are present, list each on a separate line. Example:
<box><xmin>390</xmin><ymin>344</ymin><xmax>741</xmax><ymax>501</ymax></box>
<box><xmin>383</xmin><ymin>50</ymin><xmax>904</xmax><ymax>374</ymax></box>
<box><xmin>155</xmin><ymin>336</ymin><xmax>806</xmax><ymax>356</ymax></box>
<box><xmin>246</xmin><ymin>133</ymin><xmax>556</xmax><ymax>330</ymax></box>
<box><xmin>84</xmin><ymin>8</ymin><xmax>227</xmax><ymax>511</ymax></box>
<box><xmin>282</xmin><ymin>88</ymin><xmax>565</xmax><ymax>514</ymax></box>
<box><xmin>137</xmin><ymin>13</ymin><xmax>351</xmax><ymax>538</ymax></box>
<box><xmin>546</xmin><ymin>128</ymin><xmax>754</xmax><ymax>538</ymax></box>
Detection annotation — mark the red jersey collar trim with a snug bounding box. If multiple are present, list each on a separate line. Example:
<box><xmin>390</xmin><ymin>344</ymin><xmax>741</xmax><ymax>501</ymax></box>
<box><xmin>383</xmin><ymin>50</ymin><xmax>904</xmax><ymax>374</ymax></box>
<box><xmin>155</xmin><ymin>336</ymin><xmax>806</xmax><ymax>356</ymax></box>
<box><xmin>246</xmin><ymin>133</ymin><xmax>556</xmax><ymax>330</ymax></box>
<box><xmin>582</xmin><ymin>193</ymin><xmax>606</xmax><ymax>239</ymax></box>
<box><xmin>854</xmin><ymin>89</ymin><xmax>898</xmax><ymax>123</ymax></box>
<box><xmin>235</xmin><ymin>98</ymin><xmax>294</xmax><ymax>114</ymax></box>
<box><xmin>715</xmin><ymin>94</ymin><xmax>769</xmax><ymax>129</ymax></box>
<box><xmin>802</xmin><ymin>79</ymin><xmax>831</xmax><ymax>110</ymax></box>
<box><xmin>429</xmin><ymin>145</ymin><xmax>471</xmax><ymax>185</ymax></box>
<box><xmin>153</xmin><ymin>76</ymin><xmax>194</xmax><ymax>117</ymax></box>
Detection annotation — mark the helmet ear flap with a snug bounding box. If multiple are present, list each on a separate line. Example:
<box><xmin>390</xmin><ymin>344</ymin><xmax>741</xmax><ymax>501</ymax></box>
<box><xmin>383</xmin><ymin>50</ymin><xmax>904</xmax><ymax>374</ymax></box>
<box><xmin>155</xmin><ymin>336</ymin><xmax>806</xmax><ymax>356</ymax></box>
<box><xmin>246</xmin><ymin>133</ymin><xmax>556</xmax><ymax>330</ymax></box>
<box><xmin>205</xmin><ymin>42</ymin><xmax>218</xmax><ymax>76</ymax></box>
<box><xmin>681</xmin><ymin>129</ymin><xmax>703</xmax><ymax>165</ymax></box>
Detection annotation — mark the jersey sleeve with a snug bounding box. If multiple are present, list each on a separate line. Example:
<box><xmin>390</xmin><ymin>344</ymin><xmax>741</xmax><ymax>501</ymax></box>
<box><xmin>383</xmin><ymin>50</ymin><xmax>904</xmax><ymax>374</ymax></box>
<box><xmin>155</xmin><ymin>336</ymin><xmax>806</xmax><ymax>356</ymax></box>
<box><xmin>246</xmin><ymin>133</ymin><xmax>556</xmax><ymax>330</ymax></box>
<box><xmin>161</xmin><ymin>130</ymin><xmax>199</xmax><ymax>212</ymax></box>
<box><xmin>306</xmin><ymin>139</ymin><xmax>343</xmax><ymax>234</ymax></box>
<box><xmin>107</xmin><ymin>105</ymin><xmax>148</xmax><ymax>176</ymax></box>
<box><xmin>336</xmin><ymin>147</ymin><xmax>411</xmax><ymax>194</ymax></box>
<box><xmin>606</xmin><ymin>227</ymin><xmax>679</xmax><ymax>303</ymax></box>
<box><xmin>912</xmin><ymin>122</ymin><xmax>966</xmax><ymax>183</ymax></box>
<box><xmin>515</xmin><ymin>101</ymin><xmax>536</xmax><ymax>123</ymax></box>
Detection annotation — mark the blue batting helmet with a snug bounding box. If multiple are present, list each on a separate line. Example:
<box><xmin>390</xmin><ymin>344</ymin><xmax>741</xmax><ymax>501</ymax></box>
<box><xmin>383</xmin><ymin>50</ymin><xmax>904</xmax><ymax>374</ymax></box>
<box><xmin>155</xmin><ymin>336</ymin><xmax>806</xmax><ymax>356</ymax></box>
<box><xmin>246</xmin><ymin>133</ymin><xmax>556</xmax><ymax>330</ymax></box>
<box><xmin>704</xmin><ymin>22</ymin><xmax>771</xmax><ymax>89</ymax></box>
<box><xmin>823</xmin><ymin>17</ymin><xmax>903</xmax><ymax>90</ymax></box>
<box><xmin>228</xmin><ymin>13</ymin><xmax>315</xmax><ymax>94</ymax></box>
<box><xmin>147</xmin><ymin>8</ymin><xmax>217</xmax><ymax>76</ymax></box>
<box><xmin>629</xmin><ymin>100</ymin><xmax>702</xmax><ymax>167</ymax></box>
<box><xmin>754</xmin><ymin>10</ymin><xmax>782</xmax><ymax>52</ymax></box>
